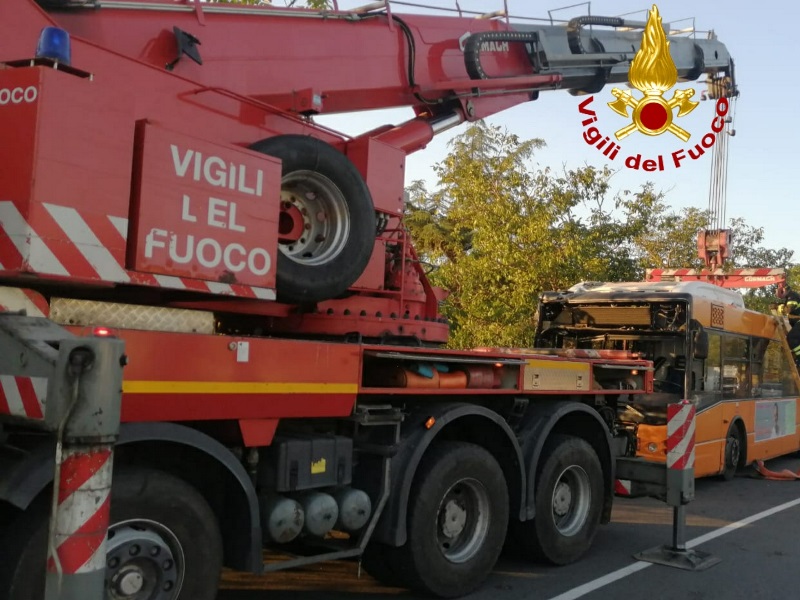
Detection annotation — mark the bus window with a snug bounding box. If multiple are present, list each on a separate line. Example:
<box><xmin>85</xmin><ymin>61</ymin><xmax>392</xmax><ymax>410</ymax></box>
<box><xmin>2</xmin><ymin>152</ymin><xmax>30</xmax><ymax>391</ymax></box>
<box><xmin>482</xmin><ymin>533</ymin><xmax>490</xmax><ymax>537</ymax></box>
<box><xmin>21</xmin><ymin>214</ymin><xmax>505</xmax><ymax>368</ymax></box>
<box><xmin>780</xmin><ymin>343</ymin><xmax>799</xmax><ymax>397</ymax></box>
<box><xmin>754</xmin><ymin>340</ymin><xmax>797</xmax><ymax>398</ymax></box>
<box><xmin>722</xmin><ymin>335</ymin><xmax>749</xmax><ymax>399</ymax></box>
<box><xmin>751</xmin><ymin>337</ymin><xmax>769</xmax><ymax>398</ymax></box>
<box><xmin>761</xmin><ymin>340</ymin><xmax>784</xmax><ymax>398</ymax></box>
<box><xmin>703</xmin><ymin>333</ymin><xmax>721</xmax><ymax>392</ymax></box>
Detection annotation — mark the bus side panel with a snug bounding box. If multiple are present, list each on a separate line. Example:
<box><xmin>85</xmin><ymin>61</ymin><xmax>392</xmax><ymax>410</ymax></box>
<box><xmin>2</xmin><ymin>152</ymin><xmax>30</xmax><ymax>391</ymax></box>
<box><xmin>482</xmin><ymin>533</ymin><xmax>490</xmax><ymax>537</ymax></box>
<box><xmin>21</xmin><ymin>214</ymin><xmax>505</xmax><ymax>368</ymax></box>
<box><xmin>747</xmin><ymin>397</ymin><xmax>800</xmax><ymax>462</ymax></box>
<box><xmin>694</xmin><ymin>407</ymin><xmax>726</xmax><ymax>477</ymax></box>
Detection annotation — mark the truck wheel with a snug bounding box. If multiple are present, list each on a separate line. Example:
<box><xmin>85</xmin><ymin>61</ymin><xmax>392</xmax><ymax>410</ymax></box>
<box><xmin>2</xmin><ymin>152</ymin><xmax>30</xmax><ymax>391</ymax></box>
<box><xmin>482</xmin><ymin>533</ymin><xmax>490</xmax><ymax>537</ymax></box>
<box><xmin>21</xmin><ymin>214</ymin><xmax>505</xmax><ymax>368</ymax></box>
<box><xmin>105</xmin><ymin>468</ymin><xmax>223</xmax><ymax>599</ymax></box>
<box><xmin>392</xmin><ymin>442</ymin><xmax>509</xmax><ymax>598</ymax></box>
<box><xmin>249</xmin><ymin>135</ymin><xmax>376</xmax><ymax>304</ymax></box>
<box><xmin>0</xmin><ymin>496</ymin><xmax>48</xmax><ymax>600</ymax></box>
<box><xmin>517</xmin><ymin>434</ymin><xmax>603</xmax><ymax>565</ymax></box>
<box><xmin>0</xmin><ymin>468</ymin><xmax>222</xmax><ymax>600</ymax></box>
<box><xmin>721</xmin><ymin>423</ymin><xmax>743</xmax><ymax>481</ymax></box>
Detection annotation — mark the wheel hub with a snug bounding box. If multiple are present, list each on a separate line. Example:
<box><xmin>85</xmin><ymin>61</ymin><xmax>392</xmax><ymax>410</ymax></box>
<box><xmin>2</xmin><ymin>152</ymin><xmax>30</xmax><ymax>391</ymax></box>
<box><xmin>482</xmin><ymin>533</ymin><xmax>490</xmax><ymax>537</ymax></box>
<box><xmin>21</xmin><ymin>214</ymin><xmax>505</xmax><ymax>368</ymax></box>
<box><xmin>435</xmin><ymin>479</ymin><xmax>491</xmax><ymax>564</ymax></box>
<box><xmin>117</xmin><ymin>568</ymin><xmax>145</xmax><ymax>595</ymax></box>
<box><xmin>728</xmin><ymin>437</ymin><xmax>740</xmax><ymax>466</ymax></box>
<box><xmin>441</xmin><ymin>499</ymin><xmax>468</xmax><ymax>538</ymax></box>
<box><xmin>553</xmin><ymin>481</ymin><xmax>572</xmax><ymax>517</ymax></box>
<box><xmin>278</xmin><ymin>199</ymin><xmax>305</xmax><ymax>243</ymax></box>
<box><xmin>278</xmin><ymin>171</ymin><xmax>350</xmax><ymax>266</ymax></box>
<box><xmin>106</xmin><ymin>520</ymin><xmax>184</xmax><ymax>600</ymax></box>
<box><xmin>551</xmin><ymin>466</ymin><xmax>591</xmax><ymax>537</ymax></box>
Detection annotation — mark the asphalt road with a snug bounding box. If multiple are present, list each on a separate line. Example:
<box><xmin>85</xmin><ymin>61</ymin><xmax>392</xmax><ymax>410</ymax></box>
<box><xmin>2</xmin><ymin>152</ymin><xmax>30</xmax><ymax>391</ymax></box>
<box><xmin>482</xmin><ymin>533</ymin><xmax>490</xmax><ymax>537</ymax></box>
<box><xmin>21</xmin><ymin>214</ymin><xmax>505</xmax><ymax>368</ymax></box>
<box><xmin>217</xmin><ymin>455</ymin><xmax>800</xmax><ymax>600</ymax></box>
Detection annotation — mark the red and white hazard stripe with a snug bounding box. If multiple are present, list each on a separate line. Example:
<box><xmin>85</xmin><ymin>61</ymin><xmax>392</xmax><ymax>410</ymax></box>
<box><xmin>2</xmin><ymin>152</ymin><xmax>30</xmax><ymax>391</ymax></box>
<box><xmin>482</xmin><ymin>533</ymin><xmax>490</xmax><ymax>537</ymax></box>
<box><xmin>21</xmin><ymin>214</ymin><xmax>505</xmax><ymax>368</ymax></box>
<box><xmin>0</xmin><ymin>201</ymin><xmax>276</xmax><ymax>300</ymax></box>
<box><xmin>614</xmin><ymin>479</ymin><xmax>632</xmax><ymax>496</ymax></box>
<box><xmin>48</xmin><ymin>447</ymin><xmax>113</xmax><ymax>575</ymax></box>
<box><xmin>0</xmin><ymin>287</ymin><xmax>49</xmax><ymax>420</ymax></box>
<box><xmin>0</xmin><ymin>375</ymin><xmax>47</xmax><ymax>419</ymax></box>
<box><xmin>0</xmin><ymin>201</ymin><xmax>70</xmax><ymax>276</ymax></box>
<box><xmin>0</xmin><ymin>286</ymin><xmax>50</xmax><ymax>317</ymax></box>
<box><xmin>666</xmin><ymin>401</ymin><xmax>696</xmax><ymax>470</ymax></box>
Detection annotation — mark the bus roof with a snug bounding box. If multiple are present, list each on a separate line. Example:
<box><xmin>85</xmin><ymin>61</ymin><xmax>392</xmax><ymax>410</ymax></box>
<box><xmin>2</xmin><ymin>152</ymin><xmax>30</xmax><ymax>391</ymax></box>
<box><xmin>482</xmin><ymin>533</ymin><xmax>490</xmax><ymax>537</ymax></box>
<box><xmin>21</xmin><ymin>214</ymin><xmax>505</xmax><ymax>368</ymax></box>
<box><xmin>564</xmin><ymin>281</ymin><xmax>746</xmax><ymax>308</ymax></box>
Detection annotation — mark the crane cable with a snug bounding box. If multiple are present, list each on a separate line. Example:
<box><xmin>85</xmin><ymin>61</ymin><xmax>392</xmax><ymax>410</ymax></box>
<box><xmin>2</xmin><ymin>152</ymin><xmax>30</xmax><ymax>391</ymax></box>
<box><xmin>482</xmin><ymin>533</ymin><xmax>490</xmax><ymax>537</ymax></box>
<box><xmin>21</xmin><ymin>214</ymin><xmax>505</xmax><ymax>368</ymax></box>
<box><xmin>707</xmin><ymin>92</ymin><xmax>737</xmax><ymax>231</ymax></box>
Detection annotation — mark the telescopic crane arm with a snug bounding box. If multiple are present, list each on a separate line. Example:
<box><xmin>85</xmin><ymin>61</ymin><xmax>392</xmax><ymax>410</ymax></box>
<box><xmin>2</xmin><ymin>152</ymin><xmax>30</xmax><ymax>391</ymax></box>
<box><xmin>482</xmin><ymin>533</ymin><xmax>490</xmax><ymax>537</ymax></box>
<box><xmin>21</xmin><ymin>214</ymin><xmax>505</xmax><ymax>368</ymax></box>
<box><xmin>36</xmin><ymin>1</ymin><xmax>734</xmax><ymax>144</ymax></box>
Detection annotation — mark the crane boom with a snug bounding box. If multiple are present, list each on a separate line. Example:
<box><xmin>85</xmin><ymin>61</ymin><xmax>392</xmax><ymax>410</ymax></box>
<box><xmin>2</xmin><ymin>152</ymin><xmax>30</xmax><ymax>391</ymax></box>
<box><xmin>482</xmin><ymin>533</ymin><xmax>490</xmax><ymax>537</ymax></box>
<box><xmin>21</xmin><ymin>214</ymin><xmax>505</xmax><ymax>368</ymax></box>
<box><xmin>0</xmin><ymin>0</ymin><xmax>736</xmax><ymax>334</ymax></box>
<box><xmin>12</xmin><ymin>2</ymin><xmax>733</xmax><ymax>123</ymax></box>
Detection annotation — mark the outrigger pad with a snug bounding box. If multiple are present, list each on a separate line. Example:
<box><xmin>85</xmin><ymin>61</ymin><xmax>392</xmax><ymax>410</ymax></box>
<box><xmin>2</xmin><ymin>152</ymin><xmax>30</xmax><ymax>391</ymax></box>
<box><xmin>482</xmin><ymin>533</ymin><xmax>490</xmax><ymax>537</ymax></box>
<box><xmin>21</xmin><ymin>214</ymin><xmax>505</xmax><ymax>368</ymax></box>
<box><xmin>634</xmin><ymin>545</ymin><xmax>721</xmax><ymax>571</ymax></box>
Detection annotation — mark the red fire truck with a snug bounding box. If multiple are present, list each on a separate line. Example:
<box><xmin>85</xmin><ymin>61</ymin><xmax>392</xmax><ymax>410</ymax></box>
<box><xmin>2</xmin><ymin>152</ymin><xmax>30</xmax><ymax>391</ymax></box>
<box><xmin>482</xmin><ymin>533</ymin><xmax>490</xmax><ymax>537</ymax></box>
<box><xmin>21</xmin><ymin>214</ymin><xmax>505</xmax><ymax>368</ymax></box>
<box><xmin>0</xmin><ymin>1</ymin><xmax>735</xmax><ymax>598</ymax></box>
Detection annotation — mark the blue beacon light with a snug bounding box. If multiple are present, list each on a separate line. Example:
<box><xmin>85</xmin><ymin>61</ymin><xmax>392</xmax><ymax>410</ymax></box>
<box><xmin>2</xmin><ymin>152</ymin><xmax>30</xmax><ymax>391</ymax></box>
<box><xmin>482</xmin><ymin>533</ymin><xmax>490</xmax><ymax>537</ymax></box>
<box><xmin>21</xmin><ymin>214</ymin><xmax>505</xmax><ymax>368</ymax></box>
<box><xmin>35</xmin><ymin>27</ymin><xmax>72</xmax><ymax>66</ymax></box>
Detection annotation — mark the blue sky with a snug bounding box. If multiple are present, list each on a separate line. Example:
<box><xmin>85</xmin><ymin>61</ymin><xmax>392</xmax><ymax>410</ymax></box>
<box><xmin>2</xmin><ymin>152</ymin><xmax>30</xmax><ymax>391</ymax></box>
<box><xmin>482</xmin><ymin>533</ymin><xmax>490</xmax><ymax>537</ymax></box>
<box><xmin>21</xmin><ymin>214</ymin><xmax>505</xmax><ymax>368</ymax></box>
<box><xmin>317</xmin><ymin>0</ymin><xmax>797</xmax><ymax>262</ymax></box>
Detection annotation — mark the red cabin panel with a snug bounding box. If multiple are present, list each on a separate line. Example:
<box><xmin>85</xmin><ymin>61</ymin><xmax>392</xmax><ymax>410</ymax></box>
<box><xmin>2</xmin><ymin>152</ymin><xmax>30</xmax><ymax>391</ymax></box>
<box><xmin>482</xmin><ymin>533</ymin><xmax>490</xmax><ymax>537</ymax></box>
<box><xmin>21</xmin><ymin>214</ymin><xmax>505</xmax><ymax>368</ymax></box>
<box><xmin>0</xmin><ymin>66</ymin><xmax>134</xmax><ymax>280</ymax></box>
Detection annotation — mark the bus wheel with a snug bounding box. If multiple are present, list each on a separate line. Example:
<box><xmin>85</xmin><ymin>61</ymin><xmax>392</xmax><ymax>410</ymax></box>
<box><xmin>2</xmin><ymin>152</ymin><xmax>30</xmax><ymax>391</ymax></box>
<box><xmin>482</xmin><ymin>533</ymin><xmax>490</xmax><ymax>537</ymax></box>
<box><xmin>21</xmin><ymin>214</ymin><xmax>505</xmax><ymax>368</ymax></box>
<box><xmin>516</xmin><ymin>434</ymin><xmax>603</xmax><ymax>565</ymax></box>
<box><xmin>393</xmin><ymin>442</ymin><xmax>509</xmax><ymax>598</ymax></box>
<box><xmin>721</xmin><ymin>424</ymin><xmax>744</xmax><ymax>481</ymax></box>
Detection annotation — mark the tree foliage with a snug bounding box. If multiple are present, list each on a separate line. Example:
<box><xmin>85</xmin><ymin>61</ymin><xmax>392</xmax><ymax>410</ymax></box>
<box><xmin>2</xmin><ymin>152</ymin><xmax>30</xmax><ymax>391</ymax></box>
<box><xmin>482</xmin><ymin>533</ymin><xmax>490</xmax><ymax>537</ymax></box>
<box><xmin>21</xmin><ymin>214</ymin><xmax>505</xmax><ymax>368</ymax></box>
<box><xmin>405</xmin><ymin>122</ymin><xmax>795</xmax><ymax>348</ymax></box>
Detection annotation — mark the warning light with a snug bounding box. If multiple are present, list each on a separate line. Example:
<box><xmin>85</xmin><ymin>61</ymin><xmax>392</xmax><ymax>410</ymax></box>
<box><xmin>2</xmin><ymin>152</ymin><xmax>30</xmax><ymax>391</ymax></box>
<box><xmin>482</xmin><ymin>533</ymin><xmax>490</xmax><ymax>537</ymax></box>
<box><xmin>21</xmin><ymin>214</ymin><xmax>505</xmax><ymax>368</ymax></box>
<box><xmin>631</xmin><ymin>369</ymin><xmax>639</xmax><ymax>375</ymax></box>
<box><xmin>92</xmin><ymin>326</ymin><xmax>113</xmax><ymax>337</ymax></box>
<box><xmin>425</xmin><ymin>416</ymin><xmax>436</xmax><ymax>429</ymax></box>
<box><xmin>36</xmin><ymin>27</ymin><xmax>72</xmax><ymax>66</ymax></box>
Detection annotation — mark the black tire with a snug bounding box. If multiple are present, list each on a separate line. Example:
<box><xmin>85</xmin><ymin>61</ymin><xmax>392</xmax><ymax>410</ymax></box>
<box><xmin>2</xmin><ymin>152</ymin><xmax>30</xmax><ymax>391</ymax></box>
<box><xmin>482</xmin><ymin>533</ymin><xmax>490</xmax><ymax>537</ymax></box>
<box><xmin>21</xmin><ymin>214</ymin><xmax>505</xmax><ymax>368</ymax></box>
<box><xmin>391</xmin><ymin>442</ymin><xmax>509</xmax><ymax>598</ymax></box>
<box><xmin>0</xmin><ymin>468</ymin><xmax>223</xmax><ymax>600</ymax></box>
<box><xmin>249</xmin><ymin>134</ymin><xmax>376</xmax><ymax>304</ymax></box>
<box><xmin>516</xmin><ymin>434</ymin><xmax>603</xmax><ymax>565</ymax></box>
<box><xmin>0</xmin><ymin>495</ymin><xmax>49</xmax><ymax>600</ymax></box>
<box><xmin>721</xmin><ymin>423</ymin><xmax>744</xmax><ymax>481</ymax></box>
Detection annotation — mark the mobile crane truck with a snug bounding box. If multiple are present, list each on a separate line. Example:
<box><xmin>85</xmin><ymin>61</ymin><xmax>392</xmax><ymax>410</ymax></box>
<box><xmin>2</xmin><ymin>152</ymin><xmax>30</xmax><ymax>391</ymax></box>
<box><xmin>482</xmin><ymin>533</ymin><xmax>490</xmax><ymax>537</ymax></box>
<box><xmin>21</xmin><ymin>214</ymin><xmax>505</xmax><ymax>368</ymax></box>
<box><xmin>0</xmin><ymin>1</ymin><xmax>734</xmax><ymax>598</ymax></box>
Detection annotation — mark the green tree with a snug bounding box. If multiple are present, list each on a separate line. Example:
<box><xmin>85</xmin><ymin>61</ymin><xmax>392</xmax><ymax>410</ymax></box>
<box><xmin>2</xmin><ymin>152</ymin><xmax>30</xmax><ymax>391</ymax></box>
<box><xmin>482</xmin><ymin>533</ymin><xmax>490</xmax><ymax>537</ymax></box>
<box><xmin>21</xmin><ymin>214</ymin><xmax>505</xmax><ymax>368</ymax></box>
<box><xmin>621</xmin><ymin>188</ymin><xmax>709</xmax><ymax>273</ymax></box>
<box><xmin>406</xmin><ymin>122</ymin><xmax>649</xmax><ymax>348</ymax></box>
<box><xmin>406</xmin><ymin>122</ymin><xmax>547</xmax><ymax>348</ymax></box>
<box><xmin>405</xmin><ymin>122</ymin><xmax>796</xmax><ymax>347</ymax></box>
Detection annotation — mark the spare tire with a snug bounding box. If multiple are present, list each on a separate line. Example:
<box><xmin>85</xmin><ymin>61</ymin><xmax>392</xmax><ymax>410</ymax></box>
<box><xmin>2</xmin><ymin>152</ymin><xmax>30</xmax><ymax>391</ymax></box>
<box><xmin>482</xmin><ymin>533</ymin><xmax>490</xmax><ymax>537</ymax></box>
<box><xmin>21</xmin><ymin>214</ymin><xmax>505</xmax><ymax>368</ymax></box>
<box><xmin>249</xmin><ymin>135</ymin><xmax>376</xmax><ymax>304</ymax></box>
